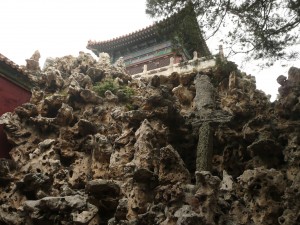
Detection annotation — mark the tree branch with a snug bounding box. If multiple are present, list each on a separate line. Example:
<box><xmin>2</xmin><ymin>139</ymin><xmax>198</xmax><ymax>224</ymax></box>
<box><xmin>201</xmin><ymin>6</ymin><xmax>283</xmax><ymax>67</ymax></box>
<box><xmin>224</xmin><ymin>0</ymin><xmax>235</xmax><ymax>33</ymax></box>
<box><xmin>205</xmin><ymin>0</ymin><xmax>230</xmax><ymax>40</ymax></box>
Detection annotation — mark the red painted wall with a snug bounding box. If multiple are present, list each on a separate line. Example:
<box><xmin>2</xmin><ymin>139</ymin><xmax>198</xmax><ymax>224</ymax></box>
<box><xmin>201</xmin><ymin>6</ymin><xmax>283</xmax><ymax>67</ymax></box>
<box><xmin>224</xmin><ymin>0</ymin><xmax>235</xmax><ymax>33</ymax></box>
<box><xmin>0</xmin><ymin>75</ymin><xmax>31</xmax><ymax>158</ymax></box>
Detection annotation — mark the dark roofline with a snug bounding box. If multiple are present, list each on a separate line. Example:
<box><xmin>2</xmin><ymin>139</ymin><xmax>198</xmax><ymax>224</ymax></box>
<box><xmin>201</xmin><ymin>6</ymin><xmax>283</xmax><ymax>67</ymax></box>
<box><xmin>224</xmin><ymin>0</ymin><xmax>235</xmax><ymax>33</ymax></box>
<box><xmin>0</xmin><ymin>53</ymin><xmax>32</xmax><ymax>91</ymax></box>
<box><xmin>87</xmin><ymin>5</ymin><xmax>211</xmax><ymax>57</ymax></box>
<box><xmin>87</xmin><ymin>19</ymin><xmax>166</xmax><ymax>53</ymax></box>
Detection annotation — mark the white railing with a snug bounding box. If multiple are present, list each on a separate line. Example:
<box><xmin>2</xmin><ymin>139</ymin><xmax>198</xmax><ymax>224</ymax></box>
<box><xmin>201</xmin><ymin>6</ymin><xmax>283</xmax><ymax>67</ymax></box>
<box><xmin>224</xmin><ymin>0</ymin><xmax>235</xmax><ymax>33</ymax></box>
<box><xmin>132</xmin><ymin>51</ymin><xmax>218</xmax><ymax>79</ymax></box>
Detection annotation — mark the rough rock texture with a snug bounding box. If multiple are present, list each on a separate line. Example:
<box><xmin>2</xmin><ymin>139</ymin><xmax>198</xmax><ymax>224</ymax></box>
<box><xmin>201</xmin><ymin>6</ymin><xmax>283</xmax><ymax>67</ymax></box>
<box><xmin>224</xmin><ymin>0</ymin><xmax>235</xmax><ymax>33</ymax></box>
<box><xmin>26</xmin><ymin>50</ymin><xmax>41</xmax><ymax>72</ymax></box>
<box><xmin>0</xmin><ymin>53</ymin><xmax>299</xmax><ymax>225</ymax></box>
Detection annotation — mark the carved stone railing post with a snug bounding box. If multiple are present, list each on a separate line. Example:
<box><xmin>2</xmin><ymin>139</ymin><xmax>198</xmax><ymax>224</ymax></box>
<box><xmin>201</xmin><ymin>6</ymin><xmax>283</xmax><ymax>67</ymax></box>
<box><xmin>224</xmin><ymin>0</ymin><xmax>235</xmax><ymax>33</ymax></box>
<box><xmin>229</xmin><ymin>71</ymin><xmax>237</xmax><ymax>90</ymax></box>
<box><xmin>169</xmin><ymin>57</ymin><xmax>174</xmax><ymax>73</ymax></box>
<box><xmin>143</xmin><ymin>64</ymin><xmax>147</xmax><ymax>75</ymax></box>
<box><xmin>219</xmin><ymin>45</ymin><xmax>225</xmax><ymax>61</ymax></box>
<box><xmin>132</xmin><ymin>52</ymin><xmax>217</xmax><ymax>78</ymax></box>
<box><xmin>193</xmin><ymin>51</ymin><xmax>198</xmax><ymax>60</ymax></box>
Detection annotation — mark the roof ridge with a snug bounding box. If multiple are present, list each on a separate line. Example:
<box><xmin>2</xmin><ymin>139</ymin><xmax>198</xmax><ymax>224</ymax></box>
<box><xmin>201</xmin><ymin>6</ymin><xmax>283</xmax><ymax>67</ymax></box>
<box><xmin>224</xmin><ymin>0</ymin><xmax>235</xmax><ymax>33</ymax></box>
<box><xmin>87</xmin><ymin>22</ymin><xmax>157</xmax><ymax>47</ymax></box>
<box><xmin>86</xmin><ymin>6</ymin><xmax>190</xmax><ymax>50</ymax></box>
<box><xmin>0</xmin><ymin>53</ymin><xmax>28</xmax><ymax>75</ymax></box>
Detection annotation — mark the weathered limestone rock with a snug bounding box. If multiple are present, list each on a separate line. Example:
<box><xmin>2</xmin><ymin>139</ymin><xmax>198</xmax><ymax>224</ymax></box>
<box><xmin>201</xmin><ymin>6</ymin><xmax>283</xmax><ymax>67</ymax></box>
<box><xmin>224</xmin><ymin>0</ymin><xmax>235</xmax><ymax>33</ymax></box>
<box><xmin>159</xmin><ymin>145</ymin><xmax>191</xmax><ymax>184</ymax></box>
<box><xmin>86</xmin><ymin>179</ymin><xmax>120</xmax><ymax>198</ymax></box>
<box><xmin>276</xmin><ymin>66</ymin><xmax>300</xmax><ymax>119</ymax></box>
<box><xmin>0</xmin><ymin>204</ymin><xmax>23</xmax><ymax>225</ymax></box>
<box><xmin>114</xmin><ymin>57</ymin><xmax>126</xmax><ymax>74</ymax></box>
<box><xmin>279</xmin><ymin>171</ymin><xmax>300</xmax><ymax>225</ymax></box>
<box><xmin>98</xmin><ymin>52</ymin><xmax>110</xmax><ymax>66</ymax></box>
<box><xmin>26</xmin><ymin>50</ymin><xmax>41</xmax><ymax>71</ymax></box>
<box><xmin>67</xmin><ymin>72</ymin><xmax>93</xmax><ymax>89</ymax></box>
<box><xmin>132</xmin><ymin>119</ymin><xmax>157</xmax><ymax>171</ymax></box>
<box><xmin>41</xmin><ymin>66</ymin><xmax>64</xmax><ymax>91</ymax></box>
<box><xmin>172</xmin><ymin>85</ymin><xmax>194</xmax><ymax>106</ymax></box>
<box><xmin>86</xmin><ymin>133</ymin><xmax>113</xmax><ymax>178</ymax></box>
<box><xmin>195</xmin><ymin>171</ymin><xmax>221</xmax><ymax>223</ymax></box>
<box><xmin>55</xmin><ymin>103</ymin><xmax>74</xmax><ymax>126</ymax></box>
<box><xmin>133</xmin><ymin>168</ymin><xmax>158</xmax><ymax>186</ymax></box>
<box><xmin>247</xmin><ymin>138</ymin><xmax>283</xmax><ymax>167</ymax></box>
<box><xmin>14</xmin><ymin>103</ymin><xmax>38</xmax><ymax>119</ymax></box>
<box><xmin>16</xmin><ymin>173</ymin><xmax>51</xmax><ymax>192</ymax></box>
<box><xmin>87</xmin><ymin>66</ymin><xmax>106</xmax><ymax>82</ymax></box>
<box><xmin>0</xmin><ymin>112</ymin><xmax>31</xmax><ymax>146</ymax></box>
<box><xmin>80</xmin><ymin>89</ymin><xmax>103</xmax><ymax>104</ymax></box>
<box><xmin>0</xmin><ymin>52</ymin><xmax>299</xmax><ymax>225</ymax></box>
<box><xmin>105</xmin><ymin>90</ymin><xmax>118</xmax><ymax>102</ymax></box>
<box><xmin>174</xmin><ymin>205</ymin><xmax>203</xmax><ymax>225</ymax></box>
<box><xmin>0</xmin><ymin>159</ymin><xmax>15</xmax><ymax>179</ymax></box>
<box><xmin>149</xmin><ymin>74</ymin><xmax>160</xmax><ymax>87</ymax></box>
<box><xmin>86</xmin><ymin>180</ymin><xmax>120</xmax><ymax>220</ymax></box>
<box><xmin>179</xmin><ymin>72</ymin><xmax>195</xmax><ymax>86</ymax></box>
<box><xmin>114</xmin><ymin>198</ymin><xmax>128</xmax><ymax>221</ymax></box>
<box><xmin>24</xmin><ymin>195</ymin><xmax>98</xmax><ymax>224</ymax></box>
<box><xmin>237</xmin><ymin>168</ymin><xmax>286</xmax><ymax>225</ymax></box>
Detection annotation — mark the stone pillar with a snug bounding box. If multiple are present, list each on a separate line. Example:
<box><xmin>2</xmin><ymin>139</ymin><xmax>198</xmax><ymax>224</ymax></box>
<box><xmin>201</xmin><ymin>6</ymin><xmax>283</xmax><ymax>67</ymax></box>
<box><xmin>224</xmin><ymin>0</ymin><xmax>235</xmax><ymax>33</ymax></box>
<box><xmin>196</xmin><ymin>122</ymin><xmax>213</xmax><ymax>173</ymax></box>
<box><xmin>194</xmin><ymin>74</ymin><xmax>215</xmax><ymax>174</ymax></box>
<box><xmin>193</xmin><ymin>51</ymin><xmax>198</xmax><ymax>60</ymax></box>
<box><xmin>143</xmin><ymin>64</ymin><xmax>147</xmax><ymax>74</ymax></box>
<box><xmin>193</xmin><ymin>74</ymin><xmax>215</xmax><ymax>111</ymax></box>
<box><xmin>169</xmin><ymin>57</ymin><xmax>174</xmax><ymax>73</ymax></box>
<box><xmin>219</xmin><ymin>45</ymin><xmax>225</xmax><ymax>61</ymax></box>
<box><xmin>228</xmin><ymin>72</ymin><xmax>237</xmax><ymax>90</ymax></box>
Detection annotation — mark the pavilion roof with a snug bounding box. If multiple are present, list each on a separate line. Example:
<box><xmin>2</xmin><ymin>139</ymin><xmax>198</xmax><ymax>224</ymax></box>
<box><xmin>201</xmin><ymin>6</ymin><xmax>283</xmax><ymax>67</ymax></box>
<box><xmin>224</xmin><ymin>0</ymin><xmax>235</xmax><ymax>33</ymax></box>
<box><xmin>87</xmin><ymin>6</ymin><xmax>211</xmax><ymax>58</ymax></box>
<box><xmin>87</xmin><ymin>18</ymin><xmax>168</xmax><ymax>53</ymax></box>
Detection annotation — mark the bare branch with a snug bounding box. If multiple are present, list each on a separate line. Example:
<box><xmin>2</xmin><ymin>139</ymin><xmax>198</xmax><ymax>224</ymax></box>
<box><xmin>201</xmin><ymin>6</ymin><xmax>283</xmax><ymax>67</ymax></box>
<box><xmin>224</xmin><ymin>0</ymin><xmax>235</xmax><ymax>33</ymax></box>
<box><xmin>205</xmin><ymin>0</ymin><xmax>230</xmax><ymax>40</ymax></box>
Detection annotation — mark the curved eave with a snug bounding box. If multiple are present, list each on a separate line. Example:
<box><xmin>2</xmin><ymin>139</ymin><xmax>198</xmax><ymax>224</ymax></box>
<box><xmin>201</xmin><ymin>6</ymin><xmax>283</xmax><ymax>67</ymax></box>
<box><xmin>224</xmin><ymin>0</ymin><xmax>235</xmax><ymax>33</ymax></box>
<box><xmin>86</xmin><ymin>13</ymin><xmax>177</xmax><ymax>54</ymax></box>
<box><xmin>87</xmin><ymin>5</ymin><xmax>212</xmax><ymax>57</ymax></box>
<box><xmin>87</xmin><ymin>26</ymin><xmax>159</xmax><ymax>53</ymax></box>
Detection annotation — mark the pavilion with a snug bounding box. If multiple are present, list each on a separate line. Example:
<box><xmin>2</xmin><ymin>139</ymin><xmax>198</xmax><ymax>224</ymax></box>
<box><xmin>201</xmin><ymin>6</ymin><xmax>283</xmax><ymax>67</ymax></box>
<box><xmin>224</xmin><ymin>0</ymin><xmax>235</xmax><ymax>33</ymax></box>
<box><xmin>87</xmin><ymin>5</ymin><xmax>211</xmax><ymax>75</ymax></box>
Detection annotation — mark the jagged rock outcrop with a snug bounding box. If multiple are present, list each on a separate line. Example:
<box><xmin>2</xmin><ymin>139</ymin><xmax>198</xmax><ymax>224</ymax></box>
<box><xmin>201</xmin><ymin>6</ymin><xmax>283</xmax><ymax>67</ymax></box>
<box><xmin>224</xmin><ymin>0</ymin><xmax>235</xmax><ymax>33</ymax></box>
<box><xmin>276</xmin><ymin>67</ymin><xmax>300</xmax><ymax>120</ymax></box>
<box><xmin>26</xmin><ymin>50</ymin><xmax>41</xmax><ymax>72</ymax></box>
<box><xmin>0</xmin><ymin>52</ymin><xmax>299</xmax><ymax>225</ymax></box>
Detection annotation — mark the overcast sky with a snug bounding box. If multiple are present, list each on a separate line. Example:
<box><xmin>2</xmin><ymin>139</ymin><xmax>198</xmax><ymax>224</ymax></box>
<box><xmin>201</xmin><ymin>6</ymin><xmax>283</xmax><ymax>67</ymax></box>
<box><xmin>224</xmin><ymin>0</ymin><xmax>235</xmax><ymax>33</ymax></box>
<box><xmin>1</xmin><ymin>0</ymin><xmax>299</xmax><ymax>100</ymax></box>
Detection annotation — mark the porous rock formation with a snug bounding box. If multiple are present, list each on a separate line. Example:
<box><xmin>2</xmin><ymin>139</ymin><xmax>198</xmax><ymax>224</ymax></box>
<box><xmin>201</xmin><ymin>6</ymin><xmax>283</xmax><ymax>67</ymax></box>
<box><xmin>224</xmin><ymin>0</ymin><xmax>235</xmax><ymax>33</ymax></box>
<box><xmin>0</xmin><ymin>52</ymin><xmax>299</xmax><ymax>225</ymax></box>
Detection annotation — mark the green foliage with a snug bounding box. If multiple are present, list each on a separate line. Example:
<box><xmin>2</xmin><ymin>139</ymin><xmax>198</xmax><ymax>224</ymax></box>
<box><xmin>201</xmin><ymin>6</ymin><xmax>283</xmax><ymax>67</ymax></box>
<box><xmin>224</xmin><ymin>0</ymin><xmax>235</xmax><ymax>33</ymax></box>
<box><xmin>146</xmin><ymin>0</ymin><xmax>300</xmax><ymax>62</ymax></box>
<box><xmin>216</xmin><ymin>57</ymin><xmax>238</xmax><ymax>75</ymax></box>
<box><xmin>93</xmin><ymin>79</ymin><xmax>118</xmax><ymax>97</ymax></box>
<box><xmin>121</xmin><ymin>86</ymin><xmax>135</xmax><ymax>100</ymax></box>
<box><xmin>93</xmin><ymin>79</ymin><xmax>135</xmax><ymax>102</ymax></box>
<box><xmin>58</xmin><ymin>89</ymin><xmax>68</xmax><ymax>97</ymax></box>
<box><xmin>156</xmin><ymin>3</ymin><xmax>211</xmax><ymax>58</ymax></box>
<box><xmin>210</xmin><ymin>57</ymin><xmax>239</xmax><ymax>86</ymax></box>
<box><xmin>125</xmin><ymin>103</ymin><xmax>134</xmax><ymax>111</ymax></box>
